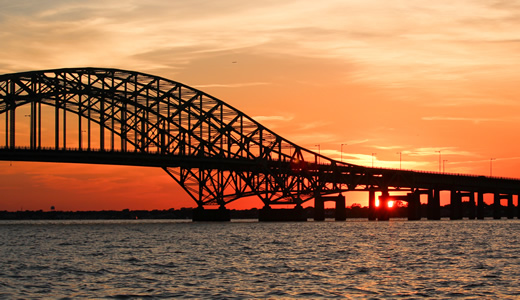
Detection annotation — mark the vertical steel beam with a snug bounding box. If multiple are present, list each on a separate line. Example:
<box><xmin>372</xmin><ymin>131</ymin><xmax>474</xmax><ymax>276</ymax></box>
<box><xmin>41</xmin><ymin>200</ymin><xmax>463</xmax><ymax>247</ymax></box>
<box><xmin>100</xmin><ymin>90</ymin><xmax>105</xmax><ymax>151</ymax></box>
<box><xmin>5</xmin><ymin>102</ymin><xmax>8</xmax><ymax>148</ymax></box>
<box><xmin>110</xmin><ymin>75</ymin><xmax>115</xmax><ymax>151</ymax></box>
<box><xmin>78</xmin><ymin>94</ymin><xmax>82</xmax><ymax>149</ymax></box>
<box><xmin>29</xmin><ymin>101</ymin><xmax>34</xmax><ymax>149</ymax></box>
<box><xmin>63</xmin><ymin>93</ymin><xmax>67</xmax><ymax>149</ymax></box>
<box><xmin>55</xmin><ymin>88</ymin><xmax>60</xmax><ymax>150</ymax></box>
<box><xmin>38</xmin><ymin>101</ymin><xmax>41</xmax><ymax>149</ymax></box>
<box><xmin>9</xmin><ymin>105</ymin><xmax>15</xmax><ymax>149</ymax></box>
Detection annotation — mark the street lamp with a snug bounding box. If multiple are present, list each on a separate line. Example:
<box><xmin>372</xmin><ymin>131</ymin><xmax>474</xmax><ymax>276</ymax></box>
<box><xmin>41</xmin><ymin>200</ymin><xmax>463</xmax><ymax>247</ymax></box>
<box><xmin>341</xmin><ymin>143</ymin><xmax>347</xmax><ymax>162</ymax></box>
<box><xmin>490</xmin><ymin>158</ymin><xmax>496</xmax><ymax>176</ymax></box>
<box><xmin>396</xmin><ymin>151</ymin><xmax>402</xmax><ymax>169</ymax></box>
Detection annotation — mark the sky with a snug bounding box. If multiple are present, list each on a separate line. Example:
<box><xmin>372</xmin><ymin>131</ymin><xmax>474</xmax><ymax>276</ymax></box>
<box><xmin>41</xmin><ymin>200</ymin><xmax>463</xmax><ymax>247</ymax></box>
<box><xmin>1</xmin><ymin>0</ymin><xmax>520</xmax><ymax>211</ymax></box>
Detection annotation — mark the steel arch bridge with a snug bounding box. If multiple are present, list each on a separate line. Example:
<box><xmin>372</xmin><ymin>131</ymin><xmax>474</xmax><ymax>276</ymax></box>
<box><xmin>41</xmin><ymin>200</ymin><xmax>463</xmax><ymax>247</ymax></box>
<box><xmin>1</xmin><ymin>68</ymin><xmax>520</xmax><ymax>220</ymax></box>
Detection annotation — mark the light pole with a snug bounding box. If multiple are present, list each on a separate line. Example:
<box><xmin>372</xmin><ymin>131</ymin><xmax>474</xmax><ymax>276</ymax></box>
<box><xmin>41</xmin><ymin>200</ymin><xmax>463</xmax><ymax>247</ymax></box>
<box><xmin>341</xmin><ymin>143</ymin><xmax>346</xmax><ymax>162</ymax></box>
<box><xmin>372</xmin><ymin>153</ymin><xmax>376</xmax><ymax>168</ymax></box>
<box><xmin>443</xmin><ymin>159</ymin><xmax>448</xmax><ymax>173</ymax></box>
<box><xmin>397</xmin><ymin>151</ymin><xmax>402</xmax><ymax>169</ymax></box>
<box><xmin>490</xmin><ymin>158</ymin><xmax>495</xmax><ymax>176</ymax></box>
<box><xmin>436</xmin><ymin>150</ymin><xmax>441</xmax><ymax>172</ymax></box>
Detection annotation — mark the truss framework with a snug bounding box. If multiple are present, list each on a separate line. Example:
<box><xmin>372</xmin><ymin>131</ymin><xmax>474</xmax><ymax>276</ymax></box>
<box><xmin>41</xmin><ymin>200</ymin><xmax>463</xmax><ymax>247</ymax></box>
<box><xmin>1</xmin><ymin>68</ymin><xmax>519</xmax><ymax>208</ymax></box>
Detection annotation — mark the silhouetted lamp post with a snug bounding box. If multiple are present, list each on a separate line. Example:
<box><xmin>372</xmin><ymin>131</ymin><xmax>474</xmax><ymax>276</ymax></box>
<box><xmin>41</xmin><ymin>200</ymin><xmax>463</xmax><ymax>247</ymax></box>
<box><xmin>341</xmin><ymin>143</ymin><xmax>346</xmax><ymax>162</ymax></box>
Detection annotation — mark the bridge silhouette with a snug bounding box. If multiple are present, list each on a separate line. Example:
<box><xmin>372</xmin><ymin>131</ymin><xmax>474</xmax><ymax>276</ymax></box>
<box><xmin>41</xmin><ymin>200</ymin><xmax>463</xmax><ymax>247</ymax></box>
<box><xmin>1</xmin><ymin>68</ymin><xmax>519</xmax><ymax>221</ymax></box>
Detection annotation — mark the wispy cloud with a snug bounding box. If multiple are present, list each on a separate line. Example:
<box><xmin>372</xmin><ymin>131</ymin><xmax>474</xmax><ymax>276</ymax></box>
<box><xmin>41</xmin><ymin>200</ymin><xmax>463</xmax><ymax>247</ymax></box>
<box><xmin>193</xmin><ymin>82</ymin><xmax>270</xmax><ymax>89</ymax></box>
<box><xmin>252</xmin><ymin>115</ymin><xmax>294</xmax><ymax>122</ymax></box>
<box><xmin>404</xmin><ymin>147</ymin><xmax>476</xmax><ymax>157</ymax></box>
<box><xmin>422</xmin><ymin>116</ymin><xmax>517</xmax><ymax>124</ymax></box>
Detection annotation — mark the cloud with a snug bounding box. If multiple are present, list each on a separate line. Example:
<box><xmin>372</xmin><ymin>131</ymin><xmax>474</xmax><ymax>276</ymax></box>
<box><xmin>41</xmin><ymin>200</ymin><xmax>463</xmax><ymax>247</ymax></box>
<box><xmin>193</xmin><ymin>82</ymin><xmax>270</xmax><ymax>89</ymax></box>
<box><xmin>404</xmin><ymin>147</ymin><xmax>475</xmax><ymax>157</ymax></box>
<box><xmin>252</xmin><ymin>115</ymin><xmax>294</xmax><ymax>122</ymax></box>
<box><xmin>422</xmin><ymin>116</ymin><xmax>516</xmax><ymax>124</ymax></box>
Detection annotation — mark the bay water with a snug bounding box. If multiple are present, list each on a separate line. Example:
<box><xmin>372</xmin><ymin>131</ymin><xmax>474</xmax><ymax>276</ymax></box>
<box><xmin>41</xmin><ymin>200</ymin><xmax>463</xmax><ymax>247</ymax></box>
<box><xmin>1</xmin><ymin>219</ymin><xmax>519</xmax><ymax>299</ymax></box>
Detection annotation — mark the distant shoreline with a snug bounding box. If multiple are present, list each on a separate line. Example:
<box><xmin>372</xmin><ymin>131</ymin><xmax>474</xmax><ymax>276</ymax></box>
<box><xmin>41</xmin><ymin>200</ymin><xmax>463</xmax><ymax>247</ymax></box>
<box><xmin>0</xmin><ymin>207</ymin><xmax>382</xmax><ymax>220</ymax></box>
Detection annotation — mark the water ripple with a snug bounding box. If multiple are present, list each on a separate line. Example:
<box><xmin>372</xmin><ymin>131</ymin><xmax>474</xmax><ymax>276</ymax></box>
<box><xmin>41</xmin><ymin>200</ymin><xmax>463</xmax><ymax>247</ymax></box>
<box><xmin>1</xmin><ymin>219</ymin><xmax>520</xmax><ymax>298</ymax></box>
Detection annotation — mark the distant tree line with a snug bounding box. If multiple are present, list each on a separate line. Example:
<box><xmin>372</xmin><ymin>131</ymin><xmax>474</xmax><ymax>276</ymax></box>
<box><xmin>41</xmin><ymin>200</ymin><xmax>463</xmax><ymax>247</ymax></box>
<box><xmin>0</xmin><ymin>203</ymin><xmax>502</xmax><ymax>220</ymax></box>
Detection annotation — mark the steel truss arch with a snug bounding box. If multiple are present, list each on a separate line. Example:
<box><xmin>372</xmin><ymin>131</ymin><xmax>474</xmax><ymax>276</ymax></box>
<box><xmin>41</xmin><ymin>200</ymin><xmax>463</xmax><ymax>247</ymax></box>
<box><xmin>0</xmin><ymin>68</ymin><xmax>360</xmax><ymax>207</ymax></box>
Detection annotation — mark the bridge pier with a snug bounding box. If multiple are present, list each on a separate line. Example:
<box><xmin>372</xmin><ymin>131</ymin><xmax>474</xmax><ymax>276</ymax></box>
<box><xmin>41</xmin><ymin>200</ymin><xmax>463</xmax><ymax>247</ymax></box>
<box><xmin>507</xmin><ymin>195</ymin><xmax>515</xmax><ymax>219</ymax></box>
<box><xmin>377</xmin><ymin>190</ymin><xmax>390</xmax><ymax>221</ymax></box>
<box><xmin>313</xmin><ymin>195</ymin><xmax>346</xmax><ymax>221</ymax></box>
<box><xmin>335</xmin><ymin>195</ymin><xmax>347</xmax><ymax>221</ymax></box>
<box><xmin>493</xmin><ymin>193</ymin><xmax>502</xmax><ymax>219</ymax></box>
<box><xmin>192</xmin><ymin>206</ymin><xmax>231</xmax><ymax>222</ymax></box>
<box><xmin>450</xmin><ymin>191</ymin><xmax>463</xmax><ymax>220</ymax></box>
<box><xmin>477</xmin><ymin>192</ymin><xmax>485</xmax><ymax>219</ymax></box>
<box><xmin>368</xmin><ymin>190</ymin><xmax>376</xmax><ymax>221</ymax></box>
<box><xmin>314</xmin><ymin>197</ymin><xmax>325</xmax><ymax>221</ymax></box>
<box><xmin>517</xmin><ymin>195</ymin><xmax>520</xmax><ymax>219</ymax></box>
<box><xmin>259</xmin><ymin>205</ymin><xmax>307</xmax><ymax>222</ymax></box>
<box><xmin>466</xmin><ymin>192</ymin><xmax>476</xmax><ymax>220</ymax></box>
<box><xmin>408</xmin><ymin>192</ymin><xmax>421</xmax><ymax>221</ymax></box>
<box><xmin>427</xmin><ymin>189</ymin><xmax>441</xmax><ymax>220</ymax></box>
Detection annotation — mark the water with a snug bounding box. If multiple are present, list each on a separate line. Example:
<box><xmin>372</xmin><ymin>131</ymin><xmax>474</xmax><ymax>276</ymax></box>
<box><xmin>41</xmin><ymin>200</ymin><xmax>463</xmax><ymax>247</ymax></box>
<box><xmin>1</xmin><ymin>219</ymin><xmax>519</xmax><ymax>299</ymax></box>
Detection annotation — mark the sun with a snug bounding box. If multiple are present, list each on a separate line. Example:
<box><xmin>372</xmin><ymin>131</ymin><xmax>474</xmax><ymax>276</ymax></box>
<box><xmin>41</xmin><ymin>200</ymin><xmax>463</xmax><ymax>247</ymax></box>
<box><xmin>375</xmin><ymin>199</ymin><xmax>394</xmax><ymax>208</ymax></box>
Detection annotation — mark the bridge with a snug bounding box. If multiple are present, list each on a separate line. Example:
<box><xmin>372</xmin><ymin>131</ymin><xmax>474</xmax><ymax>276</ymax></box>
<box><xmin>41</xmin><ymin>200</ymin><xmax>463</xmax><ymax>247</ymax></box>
<box><xmin>1</xmin><ymin>68</ymin><xmax>519</xmax><ymax>221</ymax></box>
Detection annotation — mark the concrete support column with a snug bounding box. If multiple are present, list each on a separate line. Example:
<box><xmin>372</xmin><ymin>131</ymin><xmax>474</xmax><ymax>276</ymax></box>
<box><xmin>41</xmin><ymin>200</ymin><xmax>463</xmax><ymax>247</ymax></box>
<box><xmin>493</xmin><ymin>192</ymin><xmax>502</xmax><ymax>220</ymax></box>
<box><xmin>314</xmin><ymin>197</ymin><xmax>325</xmax><ymax>221</ymax></box>
<box><xmin>259</xmin><ymin>205</ymin><xmax>306</xmax><ymax>222</ymax></box>
<box><xmin>368</xmin><ymin>190</ymin><xmax>376</xmax><ymax>221</ymax></box>
<box><xmin>507</xmin><ymin>195</ymin><xmax>514</xmax><ymax>219</ymax></box>
<box><xmin>335</xmin><ymin>195</ymin><xmax>347</xmax><ymax>221</ymax></box>
<box><xmin>477</xmin><ymin>192</ymin><xmax>485</xmax><ymax>220</ymax></box>
<box><xmin>468</xmin><ymin>192</ymin><xmax>476</xmax><ymax>220</ymax></box>
<box><xmin>192</xmin><ymin>206</ymin><xmax>231</xmax><ymax>222</ymax></box>
<box><xmin>427</xmin><ymin>189</ymin><xmax>440</xmax><ymax>220</ymax></box>
<box><xmin>378</xmin><ymin>190</ymin><xmax>389</xmax><ymax>221</ymax></box>
<box><xmin>517</xmin><ymin>195</ymin><xmax>520</xmax><ymax>219</ymax></box>
<box><xmin>407</xmin><ymin>192</ymin><xmax>421</xmax><ymax>221</ymax></box>
<box><xmin>450</xmin><ymin>191</ymin><xmax>462</xmax><ymax>220</ymax></box>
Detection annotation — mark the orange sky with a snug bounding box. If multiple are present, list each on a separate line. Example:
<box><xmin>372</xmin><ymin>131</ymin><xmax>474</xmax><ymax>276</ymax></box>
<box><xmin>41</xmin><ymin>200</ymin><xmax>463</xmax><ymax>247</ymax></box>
<box><xmin>1</xmin><ymin>1</ymin><xmax>520</xmax><ymax>211</ymax></box>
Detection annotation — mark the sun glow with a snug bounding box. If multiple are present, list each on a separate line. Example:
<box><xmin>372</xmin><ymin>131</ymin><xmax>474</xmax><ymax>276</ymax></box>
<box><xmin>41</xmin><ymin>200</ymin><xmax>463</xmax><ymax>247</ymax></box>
<box><xmin>375</xmin><ymin>199</ymin><xmax>395</xmax><ymax>208</ymax></box>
